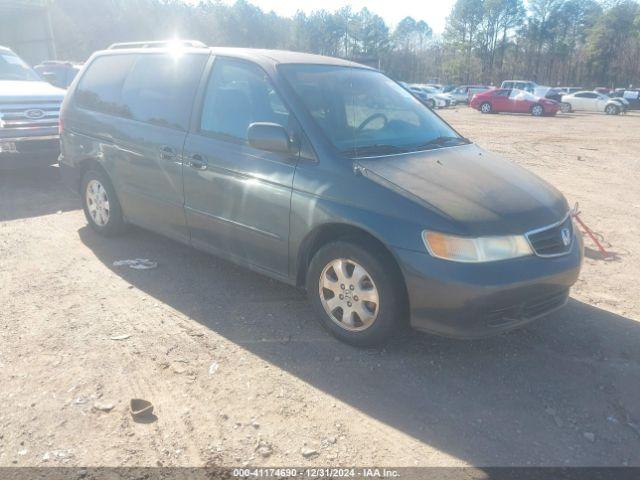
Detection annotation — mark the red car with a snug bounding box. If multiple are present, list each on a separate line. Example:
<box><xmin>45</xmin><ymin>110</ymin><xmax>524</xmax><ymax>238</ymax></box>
<box><xmin>470</xmin><ymin>88</ymin><xmax>560</xmax><ymax>116</ymax></box>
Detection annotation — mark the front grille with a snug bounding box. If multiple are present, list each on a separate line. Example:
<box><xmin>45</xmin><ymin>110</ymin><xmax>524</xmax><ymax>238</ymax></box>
<box><xmin>0</xmin><ymin>100</ymin><xmax>61</xmax><ymax>131</ymax></box>
<box><xmin>526</xmin><ymin>215</ymin><xmax>573</xmax><ymax>257</ymax></box>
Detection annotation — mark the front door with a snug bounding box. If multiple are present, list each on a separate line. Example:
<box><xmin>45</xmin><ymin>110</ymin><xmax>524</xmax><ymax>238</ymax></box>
<box><xmin>492</xmin><ymin>89</ymin><xmax>511</xmax><ymax>111</ymax></box>
<box><xmin>572</xmin><ymin>93</ymin><xmax>590</xmax><ymax>111</ymax></box>
<box><xmin>182</xmin><ymin>57</ymin><xmax>298</xmax><ymax>277</ymax></box>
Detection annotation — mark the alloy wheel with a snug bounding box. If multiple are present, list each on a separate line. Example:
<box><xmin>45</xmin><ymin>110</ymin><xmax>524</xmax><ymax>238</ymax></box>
<box><xmin>85</xmin><ymin>179</ymin><xmax>110</xmax><ymax>227</ymax></box>
<box><xmin>318</xmin><ymin>258</ymin><xmax>380</xmax><ymax>332</ymax></box>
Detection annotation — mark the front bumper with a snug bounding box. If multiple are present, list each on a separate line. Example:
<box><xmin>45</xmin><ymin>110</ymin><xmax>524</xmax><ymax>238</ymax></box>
<box><xmin>394</xmin><ymin>232</ymin><xmax>583</xmax><ymax>338</ymax></box>
<box><xmin>0</xmin><ymin>135</ymin><xmax>60</xmax><ymax>168</ymax></box>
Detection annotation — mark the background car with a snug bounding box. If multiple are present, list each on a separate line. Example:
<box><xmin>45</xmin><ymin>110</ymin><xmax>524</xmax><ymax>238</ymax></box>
<box><xmin>611</xmin><ymin>89</ymin><xmax>640</xmax><ymax>110</ymax></box>
<box><xmin>449</xmin><ymin>85</ymin><xmax>492</xmax><ymax>104</ymax></box>
<box><xmin>470</xmin><ymin>88</ymin><xmax>560</xmax><ymax>116</ymax></box>
<box><xmin>560</xmin><ymin>91</ymin><xmax>626</xmax><ymax>115</ymax></box>
<box><xmin>413</xmin><ymin>84</ymin><xmax>457</xmax><ymax>107</ymax></box>
<box><xmin>0</xmin><ymin>45</ymin><xmax>65</xmax><ymax>168</ymax></box>
<box><xmin>34</xmin><ymin>60</ymin><xmax>82</xmax><ymax>89</ymax></box>
<box><xmin>399</xmin><ymin>82</ymin><xmax>445</xmax><ymax>108</ymax></box>
<box><xmin>547</xmin><ymin>86</ymin><xmax>584</xmax><ymax>101</ymax></box>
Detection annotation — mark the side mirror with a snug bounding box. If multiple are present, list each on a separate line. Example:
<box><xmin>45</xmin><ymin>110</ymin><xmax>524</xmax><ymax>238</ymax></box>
<box><xmin>247</xmin><ymin>122</ymin><xmax>290</xmax><ymax>154</ymax></box>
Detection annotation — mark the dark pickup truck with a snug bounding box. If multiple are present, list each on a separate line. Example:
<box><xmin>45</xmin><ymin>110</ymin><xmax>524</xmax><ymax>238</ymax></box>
<box><xmin>1</xmin><ymin>46</ymin><xmax>65</xmax><ymax>168</ymax></box>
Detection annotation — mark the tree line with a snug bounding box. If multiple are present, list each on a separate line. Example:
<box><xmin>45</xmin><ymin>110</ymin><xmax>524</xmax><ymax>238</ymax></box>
<box><xmin>49</xmin><ymin>0</ymin><xmax>640</xmax><ymax>88</ymax></box>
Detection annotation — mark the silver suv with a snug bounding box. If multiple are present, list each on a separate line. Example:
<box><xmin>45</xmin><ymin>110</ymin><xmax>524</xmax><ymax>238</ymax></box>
<box><xmin>0</xmin><ymin>46</ymin><xmax>65</xmax><ymax>168</ymax></box>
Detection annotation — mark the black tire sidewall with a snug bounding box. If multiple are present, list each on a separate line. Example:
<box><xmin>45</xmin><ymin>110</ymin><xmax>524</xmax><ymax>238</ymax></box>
<box><xmin>532</xmin><ymin>104</ymin><xmax>544</xmax><ymax>116</ymax></box>
<box><xmin>81</xmin><ymin>169</ymin><xmax>125</xmax><ymax>236</ymax></box>
<box><xmin>306</xmin><ymin>240</ymin><xmax>404</xmax><ymax>347</ymax></box>
<box><xmin>480</xmin><ymin>102</ymin><xmax>492</xmax><ymax>113</ymax></box>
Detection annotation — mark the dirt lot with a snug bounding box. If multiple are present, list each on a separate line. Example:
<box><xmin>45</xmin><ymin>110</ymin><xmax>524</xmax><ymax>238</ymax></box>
<box><xmin>1</xmin><ymin>107</ymin><xmax>639</xmax><ymax>468</ymax></box>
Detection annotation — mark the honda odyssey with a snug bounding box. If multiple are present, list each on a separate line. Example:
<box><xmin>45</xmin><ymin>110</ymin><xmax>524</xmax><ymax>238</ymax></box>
<box><xmin>59</xmin><ymin>41</ymin><xmax>583</xmax><ymax>346</ymax></box>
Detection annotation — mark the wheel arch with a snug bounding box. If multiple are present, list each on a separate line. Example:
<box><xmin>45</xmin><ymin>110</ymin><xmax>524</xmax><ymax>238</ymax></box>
<box><xmin>296</xmin><ymin>222</ymin><xmax>408</xmax><ymax>300</ymax></box>
<box><xmin>75</xmin><ymin>157</ymin><xmax>110</xmax><ymax>194</ymax></box>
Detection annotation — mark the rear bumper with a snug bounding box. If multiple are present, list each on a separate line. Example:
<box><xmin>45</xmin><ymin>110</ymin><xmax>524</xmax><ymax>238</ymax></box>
<box><xmin>0</xmin><ymin>135</ymin><xmax>59</xmax><ymax>169</ymax></box>
<box><xmin>393</xmin><ymin>232</ymin><xmax>583</xmax><ymax>339</ymax></box>
<box><xmin>58</xmin><ymin>154</ymin><xmax>82</xmax><ymax>194</ymax></box>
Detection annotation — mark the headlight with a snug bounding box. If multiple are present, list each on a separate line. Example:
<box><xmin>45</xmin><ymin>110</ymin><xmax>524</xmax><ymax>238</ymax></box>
<box><xmin>423</xmin><ymin>231</ymin><xmax>533</xmax><ymax>263</ymax></box>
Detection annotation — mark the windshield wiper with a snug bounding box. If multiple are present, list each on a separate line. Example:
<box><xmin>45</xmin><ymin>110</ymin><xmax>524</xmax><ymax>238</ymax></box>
<box><xmin>413</xmin><ymin>136</ymin><xmax>470</xmax><ymax>151</ymax></box>
<box><xmin>340</xmin><ymin>144</ymin><xmax>410</xmax><ymax>158</ymax></box>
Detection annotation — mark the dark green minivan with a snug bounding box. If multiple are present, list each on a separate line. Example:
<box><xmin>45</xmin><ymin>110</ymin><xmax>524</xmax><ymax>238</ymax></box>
<box><xmin>60</xmin><ymin>40</ymin><xmax>583</xmax><ymax>346</ymax></box>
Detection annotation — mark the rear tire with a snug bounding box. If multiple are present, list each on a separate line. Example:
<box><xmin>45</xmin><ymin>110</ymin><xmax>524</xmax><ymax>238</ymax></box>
<box><xmin>426</xmin><ymin>98</ymin><xmax>436</xmax><ymax>109</ymax></box>
<box><xmin>306</xmin><ymin>240</ymin><xmax>405</xmax><ymax>347</ymax></box>
<box><xmin>81</xmin><ymin>168</ymin><xmax>125</xmax><ymax>236</ymax></box>
<box><xmin>480</xmin><ymin>102</ymin><xmax>492</xmax><ymax>114</ymax></box>
<box><xmin>531</xmin><ymin>104</ymin><xmax>544</xmax><ymax>116</ymax></box>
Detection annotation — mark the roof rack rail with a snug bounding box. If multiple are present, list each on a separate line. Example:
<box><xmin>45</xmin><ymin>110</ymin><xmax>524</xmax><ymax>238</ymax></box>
<box><xmin>108</xmin><ymin>40</ymin><xmax>207</xmax><ymax>50</ymax></box>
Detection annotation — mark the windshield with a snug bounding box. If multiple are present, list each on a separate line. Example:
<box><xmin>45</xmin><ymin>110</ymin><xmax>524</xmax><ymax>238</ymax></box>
<box><xmin>279</xmin><ymin>65</ymin><xmax>466</xmax><ymax>158</ymax></box>
<box><xmin>0</xmin><ymin>52</ymin><xmax>40</xmax><ymax>81</ymax></box>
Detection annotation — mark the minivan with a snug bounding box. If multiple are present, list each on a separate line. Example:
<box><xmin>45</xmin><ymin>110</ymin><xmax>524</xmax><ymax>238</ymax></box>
<box><xmin>60</xmin><ymin>41</ymin><xmax>583</xmax><ymax>346</ymax></box>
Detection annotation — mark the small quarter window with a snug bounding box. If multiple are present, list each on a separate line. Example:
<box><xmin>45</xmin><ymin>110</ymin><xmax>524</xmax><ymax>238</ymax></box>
<box><xmin>75</xmin><ymin>54</ymin><xmax>136</xmax><ymax>117</ymax></box>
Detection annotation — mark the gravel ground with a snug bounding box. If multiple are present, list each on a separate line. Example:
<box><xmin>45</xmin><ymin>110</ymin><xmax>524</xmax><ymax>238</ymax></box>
<box><xmin>1</xmin><ymin>107</ymin><xmax>639</xmax><ymax>468</ymax></box>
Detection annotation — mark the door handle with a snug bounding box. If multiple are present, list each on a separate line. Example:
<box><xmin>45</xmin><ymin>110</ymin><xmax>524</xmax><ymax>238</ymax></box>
<box><xmin>160</xmin><ymin>145</ymin><xmax>177</xmax><ymax>161</ymax></box>
<box><xmin>188</xmin><ymin>153</ymin><xmax>208</xmax><ymax>170</ymax></box>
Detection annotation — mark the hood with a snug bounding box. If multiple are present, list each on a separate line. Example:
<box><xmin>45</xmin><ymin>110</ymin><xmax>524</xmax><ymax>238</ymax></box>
<box><xmin>357</xmin><ymin>143</ymin><xmax>568</xmax><ymax>236</ymax></box>
<box><xmin>0</xmin><ymin>80</ymin><xmax>66</xmax><ymax>102</ymax></box>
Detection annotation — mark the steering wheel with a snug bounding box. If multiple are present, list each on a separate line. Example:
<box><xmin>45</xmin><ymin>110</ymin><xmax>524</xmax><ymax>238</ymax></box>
<box><xmin>357</xmin><ymin>113</ymin><xmax>388</xmax><ymax>132</ymax></box>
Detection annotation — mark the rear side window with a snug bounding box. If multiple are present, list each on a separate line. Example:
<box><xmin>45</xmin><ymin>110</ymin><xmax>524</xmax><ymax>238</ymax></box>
<box><xmin>75</xmin><ymin>53</ymin><xmax>207</xmax><ymax>131</ymax></box>
<box><xmin>121</xmin><ymin>54</ymin><xmax>207</xmax><ymax>130</ymax></box>
<box><xmin>75</xmin><ymin>54</ymin><xmax>136</xmax><ymax>117</ymax></box>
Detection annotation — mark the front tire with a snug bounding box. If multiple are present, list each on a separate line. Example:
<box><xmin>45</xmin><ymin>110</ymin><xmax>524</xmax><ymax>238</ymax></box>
<box><xmin>81</xmin><ymin>168</ymin><xmax>125</xmax><ymax>236</ymax></box>
<box><xmin>531</xmin><ymin>104</ymin><xmax>544</xmax><ymax>116</ymax></box>
<box><xmin>306</xmin><ymin>240</ymin><xmax>405</xmax><ymax>347</ymax></box>
<box><xmin>480</xmin><ymin>102</ymin><xmax>492</xmax><ymax>114</ymax></box>
<box><xmin>560</xmin><ymin>102</ymin><xmax>572</xmax><ymax>113</ymax></box>
<box><xmin>605</xmin><ymin>104</ymin><xmax>620</xmax><ymax>115</ymax></box>
<box><xmin>426</xmin><ymin>99</ymin><xmax>436</xmax><ymax>109</ymax></box>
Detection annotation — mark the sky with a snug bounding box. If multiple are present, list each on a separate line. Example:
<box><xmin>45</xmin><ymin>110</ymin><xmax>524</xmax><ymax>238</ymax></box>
<box><xmin>188</xmin><ymin>0</ymin><xmax>457</xmax><ymax>34</ymax></box>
